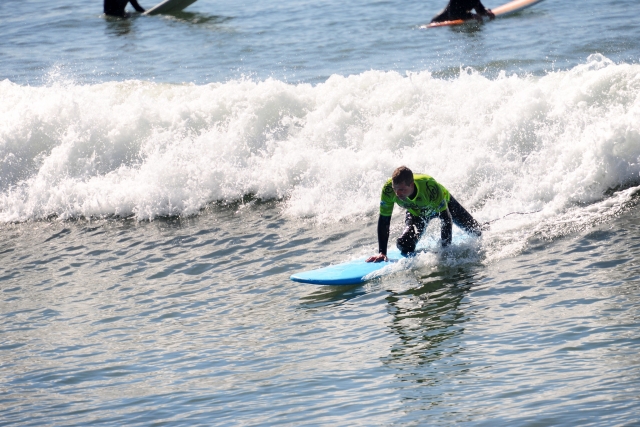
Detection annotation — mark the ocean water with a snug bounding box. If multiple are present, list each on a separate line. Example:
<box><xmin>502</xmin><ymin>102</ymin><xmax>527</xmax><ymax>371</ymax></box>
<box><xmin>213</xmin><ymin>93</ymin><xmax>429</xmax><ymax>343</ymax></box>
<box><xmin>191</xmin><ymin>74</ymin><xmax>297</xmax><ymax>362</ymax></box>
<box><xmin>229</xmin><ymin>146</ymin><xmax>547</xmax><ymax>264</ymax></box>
<box><xmin>2</xmin><ymin>0</ymin><xmax>640</xmax><ymax>425</ymax></box>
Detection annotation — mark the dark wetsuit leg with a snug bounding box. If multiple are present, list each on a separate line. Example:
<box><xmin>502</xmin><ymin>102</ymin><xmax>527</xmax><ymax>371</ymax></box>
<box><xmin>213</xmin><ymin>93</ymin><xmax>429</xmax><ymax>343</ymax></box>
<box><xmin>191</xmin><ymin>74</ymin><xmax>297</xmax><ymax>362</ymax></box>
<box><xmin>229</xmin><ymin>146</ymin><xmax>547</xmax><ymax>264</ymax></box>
<box><xmin>448</xmin><ymin>195</ymin><xmax>482</xmax><ymax>236</ymax></box>
<box><xmin>439</xmin><ymin>208</ymin><xmax>453</xmax><ymax>247</ymax></box>
<box><xmin>397</xmin><ymin>212</ymin><xmax>430</xmax><ymax>254</ymax></box>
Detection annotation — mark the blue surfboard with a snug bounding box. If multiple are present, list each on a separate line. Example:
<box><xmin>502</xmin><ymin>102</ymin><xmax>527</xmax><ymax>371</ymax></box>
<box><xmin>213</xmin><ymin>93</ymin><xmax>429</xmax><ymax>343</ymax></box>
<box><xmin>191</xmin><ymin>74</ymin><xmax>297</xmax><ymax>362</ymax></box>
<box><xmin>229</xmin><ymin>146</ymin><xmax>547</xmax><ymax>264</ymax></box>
<box><xmin>290</xmin><ymin>233</ymin><xmax>477</xmax><ymax>285</ymax></box>
<box><xmin>290</xmin><ymin>246</ymin><xmax>420</xmax><ymax>286</ymax></box>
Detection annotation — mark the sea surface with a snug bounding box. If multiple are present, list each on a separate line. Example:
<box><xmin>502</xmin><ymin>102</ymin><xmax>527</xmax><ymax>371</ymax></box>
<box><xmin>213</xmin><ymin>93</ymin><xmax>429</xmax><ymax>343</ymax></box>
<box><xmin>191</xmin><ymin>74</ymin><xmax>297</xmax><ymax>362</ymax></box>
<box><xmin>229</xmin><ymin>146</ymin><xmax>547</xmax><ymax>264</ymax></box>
<box><xmin>2</xmin><ymin>0</ymin><xmax>640</xmax><ymax>425</ymax></box>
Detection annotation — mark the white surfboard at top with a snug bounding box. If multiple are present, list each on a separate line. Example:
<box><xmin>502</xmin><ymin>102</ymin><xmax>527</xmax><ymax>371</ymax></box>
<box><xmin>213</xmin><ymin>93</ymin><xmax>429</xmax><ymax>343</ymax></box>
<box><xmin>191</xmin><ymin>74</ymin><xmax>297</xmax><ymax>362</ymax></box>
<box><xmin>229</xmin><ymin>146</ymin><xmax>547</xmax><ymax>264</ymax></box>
<box><xmin>491</xmin><ymin>0</ymin><xmax>544</xmax><ymax>16</ymax></box>
<box><xmin>143</xmin><ymin>0</ymin><xmax>198</xmax><ymax>15</ymax></box>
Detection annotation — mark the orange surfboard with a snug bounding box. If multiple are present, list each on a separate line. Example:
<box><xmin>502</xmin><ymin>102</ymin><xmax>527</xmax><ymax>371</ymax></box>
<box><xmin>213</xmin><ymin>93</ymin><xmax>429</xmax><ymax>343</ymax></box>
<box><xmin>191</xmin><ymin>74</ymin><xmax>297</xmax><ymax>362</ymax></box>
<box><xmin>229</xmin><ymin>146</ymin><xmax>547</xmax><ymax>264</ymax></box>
<box><xmin>423</xmin><ymin>0</ymin><xmax>544</xmax><ymax>28</ymax></box>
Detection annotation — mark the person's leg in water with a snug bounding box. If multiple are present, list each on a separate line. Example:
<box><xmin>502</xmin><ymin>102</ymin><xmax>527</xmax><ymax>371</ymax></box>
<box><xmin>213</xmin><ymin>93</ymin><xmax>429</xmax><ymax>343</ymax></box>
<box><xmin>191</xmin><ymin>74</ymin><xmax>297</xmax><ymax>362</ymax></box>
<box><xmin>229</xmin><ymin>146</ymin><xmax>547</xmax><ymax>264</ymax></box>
<box><xmin>439</xmin><ymin>207</ymin><xmax>453</xmax><ymax>247</ymax></box>
<box><xmin>397</xmin><ymin>212</ymin><xmax>431</xmax><ymax>255</ymax></box>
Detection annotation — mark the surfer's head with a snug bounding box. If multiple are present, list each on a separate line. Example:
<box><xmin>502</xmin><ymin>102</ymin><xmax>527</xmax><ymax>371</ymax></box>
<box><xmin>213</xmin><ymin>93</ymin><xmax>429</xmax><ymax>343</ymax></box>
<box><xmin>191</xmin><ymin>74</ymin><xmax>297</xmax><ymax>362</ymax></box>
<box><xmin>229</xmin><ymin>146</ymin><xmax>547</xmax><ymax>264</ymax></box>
<box><xmin>391</xmin><ymin>166</ymin><xmax>415</xmax><ymax>200</ymax></box>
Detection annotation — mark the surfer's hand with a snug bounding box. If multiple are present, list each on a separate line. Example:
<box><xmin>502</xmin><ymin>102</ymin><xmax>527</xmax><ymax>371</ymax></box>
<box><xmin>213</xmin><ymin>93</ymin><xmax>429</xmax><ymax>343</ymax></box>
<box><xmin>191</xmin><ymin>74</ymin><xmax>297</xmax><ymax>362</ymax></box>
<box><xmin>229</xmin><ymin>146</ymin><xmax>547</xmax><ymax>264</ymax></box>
<box><xmin>486</xmin><ymin>10</ymin><xmax>495</xmax><ymax>20</ymax></box>
<box><xmin>366</xmin><ymin>253</ymin><xmax>388</xmax><ymax>263</ymax></box>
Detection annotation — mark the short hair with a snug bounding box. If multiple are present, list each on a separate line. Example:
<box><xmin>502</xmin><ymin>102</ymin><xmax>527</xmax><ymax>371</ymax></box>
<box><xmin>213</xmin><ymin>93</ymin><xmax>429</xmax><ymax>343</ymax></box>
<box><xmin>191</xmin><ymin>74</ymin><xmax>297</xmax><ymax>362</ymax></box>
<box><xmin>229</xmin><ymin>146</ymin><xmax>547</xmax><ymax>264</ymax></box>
<box><xmin>391</xmin><ymin>166</ymin><xmax>414</xmax><ymax>185</ymax></box>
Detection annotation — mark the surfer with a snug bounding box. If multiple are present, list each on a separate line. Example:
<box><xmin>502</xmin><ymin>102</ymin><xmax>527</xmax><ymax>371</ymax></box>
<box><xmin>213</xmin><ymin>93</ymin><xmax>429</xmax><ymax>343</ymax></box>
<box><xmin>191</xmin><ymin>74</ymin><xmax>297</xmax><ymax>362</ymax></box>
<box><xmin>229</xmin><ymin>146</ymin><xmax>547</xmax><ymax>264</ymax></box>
<box><xmin>366</xmin><ymin>166</ymin><xmax>482</xmax><ymax>263</ymax></box>
<box><xmin>104</xmin><ymin>0</ymin><xmax>145</xmax><ymax>17</ymax></box>
<box><xmin>430</xmin><ymin>0</ymin><xmax>495</xmax><ymax>23</ymax></box>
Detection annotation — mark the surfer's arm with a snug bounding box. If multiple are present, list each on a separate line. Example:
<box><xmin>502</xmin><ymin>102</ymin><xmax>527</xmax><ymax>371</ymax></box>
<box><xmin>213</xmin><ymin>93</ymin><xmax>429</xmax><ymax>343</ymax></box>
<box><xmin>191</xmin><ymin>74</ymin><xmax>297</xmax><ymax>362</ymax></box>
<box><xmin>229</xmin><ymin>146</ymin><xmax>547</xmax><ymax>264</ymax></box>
<box><xmin>366</xmin><ymin>215</ymin><xmax>391</xmax><ymax>263</ymax></box>
<box><xmin>473</xmin><ymin>0</ymin><xmax>494</xmax><ymax>19</ymax></box>
<box><xmin>129</xmin><ymin>0</ymin><xmax>145</xmax><ymax>12</ymax></box>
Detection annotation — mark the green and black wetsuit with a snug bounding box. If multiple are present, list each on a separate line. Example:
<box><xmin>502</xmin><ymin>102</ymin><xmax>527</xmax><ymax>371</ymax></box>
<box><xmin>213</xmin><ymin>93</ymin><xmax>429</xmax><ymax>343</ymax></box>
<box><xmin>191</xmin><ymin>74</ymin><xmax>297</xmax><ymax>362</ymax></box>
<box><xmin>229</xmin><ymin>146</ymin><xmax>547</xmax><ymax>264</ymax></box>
<box><xmin>377</xmin><ymin>174</ymin><xmax>481</xmax><ymax>255</ymax></box>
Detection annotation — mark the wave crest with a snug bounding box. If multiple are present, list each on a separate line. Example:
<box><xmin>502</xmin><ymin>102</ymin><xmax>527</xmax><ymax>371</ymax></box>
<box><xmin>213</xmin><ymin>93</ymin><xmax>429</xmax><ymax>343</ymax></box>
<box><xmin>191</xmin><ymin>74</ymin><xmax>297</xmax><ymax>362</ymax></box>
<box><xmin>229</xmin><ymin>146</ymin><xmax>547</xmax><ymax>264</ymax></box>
<box><xmin>1</xmin><ymin>55</ymin><xmax>639</xmax><ymax>223</ymax></box>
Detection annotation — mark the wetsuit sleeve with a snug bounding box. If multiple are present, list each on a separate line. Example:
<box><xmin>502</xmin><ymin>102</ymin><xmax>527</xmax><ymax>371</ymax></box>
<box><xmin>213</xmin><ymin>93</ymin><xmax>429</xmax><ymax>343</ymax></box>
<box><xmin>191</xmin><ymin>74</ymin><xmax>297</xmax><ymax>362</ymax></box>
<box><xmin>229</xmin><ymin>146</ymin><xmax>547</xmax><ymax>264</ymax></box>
<box><xmin>377</xmin><ymin>215</ymin><xmax>391</xmax><ymax>255</ymax></box>
<box><xmin>129</xmin><ymin>0</ymin><xmax>145</xmax><ymax>12</ymax></box>
<box><xmin>378</xmin><ymin>180</ymin><xmax>395</xmax><ymax>254</ymax></box>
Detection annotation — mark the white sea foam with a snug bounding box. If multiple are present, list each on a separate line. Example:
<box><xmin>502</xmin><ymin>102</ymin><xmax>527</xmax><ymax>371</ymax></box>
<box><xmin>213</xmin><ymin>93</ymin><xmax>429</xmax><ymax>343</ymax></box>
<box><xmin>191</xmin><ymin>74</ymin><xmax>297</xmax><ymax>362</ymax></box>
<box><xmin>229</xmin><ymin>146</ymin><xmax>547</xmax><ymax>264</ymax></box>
<box><xmin>1</xmin><ymin>55</ymin><xmax>639</xmax><ymax>242</ymax></box>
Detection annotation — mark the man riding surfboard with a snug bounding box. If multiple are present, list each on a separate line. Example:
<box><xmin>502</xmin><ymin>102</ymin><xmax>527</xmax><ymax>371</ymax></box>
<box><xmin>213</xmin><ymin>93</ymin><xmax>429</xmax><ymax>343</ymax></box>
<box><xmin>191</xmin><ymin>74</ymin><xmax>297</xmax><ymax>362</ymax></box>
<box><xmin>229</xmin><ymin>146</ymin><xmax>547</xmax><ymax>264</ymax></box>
<box><xmin>366</xmin><ymin>166</ymin><xmax>482</xmax><ymax>263</ymax></box>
